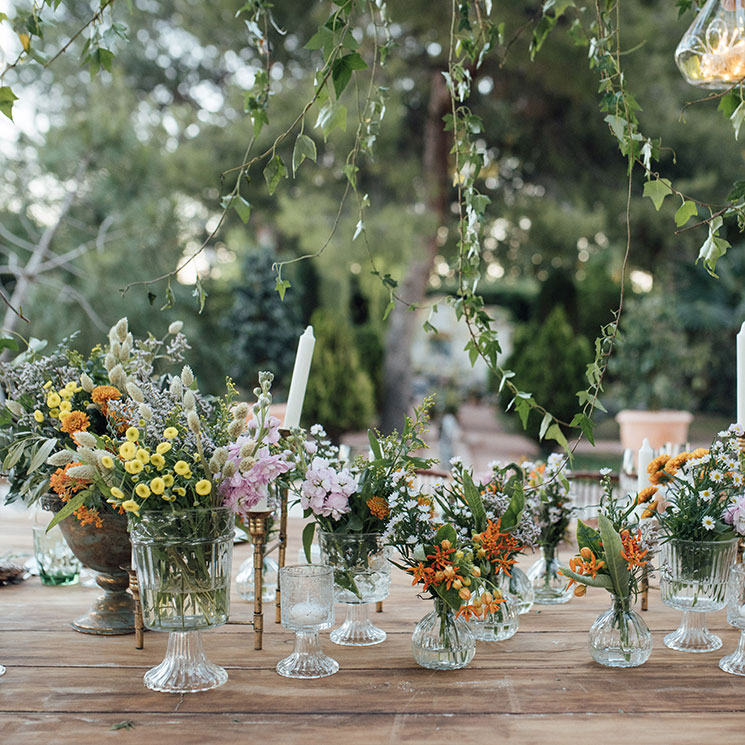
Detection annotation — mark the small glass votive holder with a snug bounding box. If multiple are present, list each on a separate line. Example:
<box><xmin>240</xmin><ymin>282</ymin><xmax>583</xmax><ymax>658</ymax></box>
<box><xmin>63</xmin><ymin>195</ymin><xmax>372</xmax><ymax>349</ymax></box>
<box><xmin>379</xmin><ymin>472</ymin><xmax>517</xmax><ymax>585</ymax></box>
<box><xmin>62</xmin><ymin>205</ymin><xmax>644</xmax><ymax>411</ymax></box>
<box><xmin>32</xmin><ymin>525</ymin><xmax>81</xmax><ymax>587</ymax></box>
<box><xmin>719</xmin><ymin>563</ymin><xmax>745</xmax><ymax>676</ymax></box>
<box><xmin>277</xmin><ymin>564</ymin><xmax>338</xmax><ymax>679</ymax></box>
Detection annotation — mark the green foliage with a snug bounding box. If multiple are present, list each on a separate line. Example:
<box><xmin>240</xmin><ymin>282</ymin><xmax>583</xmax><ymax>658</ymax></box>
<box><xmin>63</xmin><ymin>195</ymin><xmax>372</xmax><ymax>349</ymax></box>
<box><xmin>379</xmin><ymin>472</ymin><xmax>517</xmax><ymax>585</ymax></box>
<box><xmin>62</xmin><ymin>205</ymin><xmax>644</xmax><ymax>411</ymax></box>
<box><xmin>504</xmin><ymin>306</ymin><xmax>592</xmax><ymax>444</ymax></box>
<box><xmin>302</xmin><ymin>309</ymin><xmax>375</xmax><ymax>439</ymax></box>
<box><xmin>609</xmin><ymin>293</ymin><xmax>697</xmax><ymax>411</ymax></box>
<box><xmin>226</xmin><ymin>247</ymin><xmax>304</xmax><ymax>397</ymax></box>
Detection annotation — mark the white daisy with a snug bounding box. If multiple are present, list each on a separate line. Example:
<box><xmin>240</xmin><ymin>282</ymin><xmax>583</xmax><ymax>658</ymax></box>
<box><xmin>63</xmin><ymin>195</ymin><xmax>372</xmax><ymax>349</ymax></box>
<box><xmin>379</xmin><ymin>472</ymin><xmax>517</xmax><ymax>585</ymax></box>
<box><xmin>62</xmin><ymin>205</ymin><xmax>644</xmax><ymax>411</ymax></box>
<box><xmin>702</xmin><ymin>515</ymin><xmax>715</xmax><ymax>531</ymax></box>
<box><xmin>599</xmin><ymin>467</ymin><xmax>612</xmax><ymax>476</ymax></box>
<box><xmin>733</xmin><ymin>474</ymin><xmax>744</xmax><ymax>487</ymax></box>
<box><xmin>699</xmin><ymin>488</ymin><xmax>714</xmax><ymax>502</ymax></box>
<box><xmin>711</xmin><ymin>470</ymin><xmax>724</xmax><ymax>483</ymax></box>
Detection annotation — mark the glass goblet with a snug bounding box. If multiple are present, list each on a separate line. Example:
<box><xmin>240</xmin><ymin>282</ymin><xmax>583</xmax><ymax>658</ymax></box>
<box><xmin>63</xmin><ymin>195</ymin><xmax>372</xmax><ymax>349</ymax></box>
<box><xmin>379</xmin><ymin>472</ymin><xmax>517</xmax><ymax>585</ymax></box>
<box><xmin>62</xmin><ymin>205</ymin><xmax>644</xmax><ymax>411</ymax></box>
<box><xmin>719</xmin><ymin>563</ymin><xmax>745</xmax><ymax>676</ymax></box>
<box><xmin>277</xmin><ymin>565</ymin><xmax>338</xmax><ymax>679</ymax></box>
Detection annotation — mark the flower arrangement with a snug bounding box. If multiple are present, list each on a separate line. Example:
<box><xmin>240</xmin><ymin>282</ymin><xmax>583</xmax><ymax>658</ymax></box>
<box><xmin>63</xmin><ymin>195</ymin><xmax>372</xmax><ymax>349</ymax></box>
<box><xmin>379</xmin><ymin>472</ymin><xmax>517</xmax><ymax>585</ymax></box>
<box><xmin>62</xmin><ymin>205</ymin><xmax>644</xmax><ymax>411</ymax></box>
<box><xmin>635</xmin><ymin>424</ymin><xmax>745</xmax><ymax>542</ymax></box>
<box><xmin>522</xmin><ymin>453</ymin><xmax>573</xmax><ymax>550</ymax></box>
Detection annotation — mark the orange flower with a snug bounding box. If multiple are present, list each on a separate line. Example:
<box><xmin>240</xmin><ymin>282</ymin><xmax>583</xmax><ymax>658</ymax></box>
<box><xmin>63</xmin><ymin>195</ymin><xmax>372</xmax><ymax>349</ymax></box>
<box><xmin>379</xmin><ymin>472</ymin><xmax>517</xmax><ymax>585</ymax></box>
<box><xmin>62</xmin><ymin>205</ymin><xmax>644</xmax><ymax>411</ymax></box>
<box><xmin>407</xmin><ymin>562</ymin><xmax>436</xmax><ymax>592</ymax></box>
<box><xmin>665</xmin><ymin>453</ymin><xmax>690</xmax><ymax>474</ymax></box>
<box><xmin>366</xmin><ymin>495</ymin><xmax>389</xmax><ymax>520</ymax></box>
<box><xmin>690</xmin><ymin>448</ymin><xmax>709</xmax><ymax>459</ymax></box>
<box><xmin>636</xmin><ymin>486</ymin><xmax>658</xmax><ymax>505</ymax></box>
<box><xmin>620</xmin><ymin>528</ymin><xmax>649</xmax><ymax>571</ymax></box>
<box><xmin>456</xmin><ymin>603</ymin><xmax>481</xmax><ymax>621</ymax></box>
<box><xmin>59</xmin><ymin>411</ymin><xmax>90</xmax><ymax>435</ymax></box>
<box><xmin>426</xmin><ymin>543</ymin><xmax>456</xmax><ymax>570</ymax></box>
<box><xmin>91</xmin><ymin>385</ymin><xmax>121</xmax><ymax>415</ymax></box>
<box><xmin>646</xmin><ymin>454</ymin><xmax>671</xmax><ymax>475</ymax></box>
<box><xmin>73</xmin><ymin>505</ymin><xmax>103</xmax><ymax>528</ymax></box>
<box><xmin>563</xmin><ymin>549</ymin><xmax>605</xmax><ymax>589</ymax></box>
<box><xmin>475</xmin><ymin>518</ymin><xmax>523</xmax><ymax>576</ymax></box>
<box><xmin>49</xmin><ymin>462</ymin><xmax>89</xmax><ymax>501</ymax></box>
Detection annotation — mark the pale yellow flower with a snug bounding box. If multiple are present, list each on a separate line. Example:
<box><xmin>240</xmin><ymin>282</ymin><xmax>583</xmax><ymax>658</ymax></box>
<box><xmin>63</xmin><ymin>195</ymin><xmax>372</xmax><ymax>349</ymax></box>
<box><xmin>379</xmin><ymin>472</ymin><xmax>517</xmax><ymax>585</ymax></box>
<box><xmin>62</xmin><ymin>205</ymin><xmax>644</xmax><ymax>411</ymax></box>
<box><xmin>121</xmin><ymin>500</ymin><xmax>140</xmax><ymax>515</ymax></box>
<box><xmin>195</xmin><ymin>480</ymin><xmax>212</xmax><ymax>496</ymax></box>
<box><xmin>174</xmin><ymin>460</ymin><xmax>190</xmax><ymax>475</ymax></box>
<box><xmin>119</xmin><ymin>442</ymin><xmax>136</xmax><ymax>460</ymax></box>
<box><xmin>125</xmin><ymin>459</ymin><xmax>144</xmax><ymax>475</ymax></box>
<box><xmin>46</xmin><ymin>392</ymin><xmax>61</xmax><ymax>408</ymax></box>
<box><xmin>156</xmin><ymin>442</ymin><xmax>172</xmax><ymax>455</ymax></box>
<box><xmin>125</xmin><ymin>427</ymin><xmax>140</xmax><ymax>442</ymax></box>
<box><xmin>33</xmin><ymin>410</ymin><xmax>44</xmax><ymax>423</ymax></box>
<box><xmin>101</xmin><ymin>455</ymin><xmax>114</xmax><ymax>469</ymax></box>
<box><xmin>110</xmin><ymin>487</ymin><xmax>125</xmax><ymax>500</ymax></box>
<box><xmin>136</xmin><ymin>448</ymin><xmax>150</xmax><ymax>465</ymax></box>
<box><xmin>150</xmin><ymin>477</ymin><xmax>165</xmax><ymax>495</ymax></box>
<box><xmin>163</xmin><ymin>427</ymin><xmax>178</xmax><ymax>439</ymax></box>
<box><xmin>135</xmin><ymin>483</ymin><xmax>151</xmax><ymax>499</ymax></box>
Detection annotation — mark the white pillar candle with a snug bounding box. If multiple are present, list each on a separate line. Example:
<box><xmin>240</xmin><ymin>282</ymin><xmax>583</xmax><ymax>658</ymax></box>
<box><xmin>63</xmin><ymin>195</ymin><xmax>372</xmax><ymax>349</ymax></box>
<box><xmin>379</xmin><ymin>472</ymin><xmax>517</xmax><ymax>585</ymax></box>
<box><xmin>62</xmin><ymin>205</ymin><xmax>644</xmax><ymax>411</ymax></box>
<box><xmin>738</xmin><ymin>322</ymin><xmax>745</xmax><ymax>425</ymax></box>
<box><xmin>283</xmin><ymin>326</ymin><xmax>315</xmax><ymax>430</ymax></box>
<box><xmin>637</xmin><ymin>437</ymin><xmax>654</xmax><ymax>493</ymax></box>
<box><xmin>289</xmin><ymin>600</ymin><xmax>326</xmax><ymax>627</ymax></box>
<box><xmin>248</xmin><ymin>495</ymin><xmax>269</xmax><ymax>513</ymax></box>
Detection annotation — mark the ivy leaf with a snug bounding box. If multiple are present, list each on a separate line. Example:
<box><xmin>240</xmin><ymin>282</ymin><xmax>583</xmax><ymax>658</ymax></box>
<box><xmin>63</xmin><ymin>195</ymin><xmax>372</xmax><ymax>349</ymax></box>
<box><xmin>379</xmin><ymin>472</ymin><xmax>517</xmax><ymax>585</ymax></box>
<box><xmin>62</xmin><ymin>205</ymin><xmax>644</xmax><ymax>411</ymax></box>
<box><xmin>642</xmin><ymin>178</ymin><xmax>672</xmax><ymax>211</ymax></box>
<box><xmin>382</xmin><ymin>299</ymin><xmax>395</xmax><ymax>321</ymax></box>
<box><xmin>674</xmin><ymin>200</ymin><xmax>698</xmax><ymax>227</ymax></box>
<box><xmin>275</xmin><ymin>277</ymin><xmax>291</xmax><ymax>300</ymax></box>
<box><xmin>0</xmin><ymin>86</ymin><xmax>18</xmax><ymax>121</ymax></box>
<box><xmin>718</xmin><ymin>91</ymin><xmax>741</xmax><ymax>119</ymax></box>
<box><xmin>0</xmin><ymin>337</ymin><xmax>18</xmax><ymax>352</ymax></box>
<box><xmin>545</xmin><ymin>423</ymin><xmax>568</xmax><ymax>449</ymax></box>
<box><xmin>538</xmin><ymin>412</ymin><xmax>552</xmax><ymax>441</ymax></box>
<box><xmin>292</xmin><ymin>133</ymin><xmax>317</xmax><ymax>176</ymax></box>
<box><xmin>697</xmin><ymin>216</ymin><xmax>730</xmax><ymax>277</ymax></box>
<box><xmin>331</xmin><ymin>52</ymin><xmax>368</xmax><ymax>98</ymax></box>
<box><xmin>221</xmin><ymin>194</ymin><xmax>251</xmax><ymax>224</ymax></box>
<box><xmin>604</xmin><ymin>114</ymin><xmax>628</xmax><ymax>143</ymax></box>
<box><xmin>731</xmin><ymin>101</ymin><xmax>745</xmax><ymax>140</ymax></box>
<box><xmin>570</xmin><ymin>412</ymin><xmax>595</xmax><ymax>446</ymax></box>
<box><xmin>193</xmin><ymin>278</ymin><xmax>208</xmax><ymax>314</ymax></box>
<box><xmin>263</xmin><ymin>155</ymin><xmax>287</xmax><ymax>195</ymax></box>
<box><xmin>314</xmin><ymin>101</ymin><xmax>347</xmax><ymax>140</ymax></box>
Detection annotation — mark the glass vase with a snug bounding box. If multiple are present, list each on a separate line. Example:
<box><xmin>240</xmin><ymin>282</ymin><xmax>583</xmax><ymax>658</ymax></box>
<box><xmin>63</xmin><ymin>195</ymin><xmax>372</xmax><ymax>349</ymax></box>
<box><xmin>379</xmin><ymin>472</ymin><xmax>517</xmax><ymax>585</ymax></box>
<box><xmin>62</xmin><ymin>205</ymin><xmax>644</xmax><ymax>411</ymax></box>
<box><xmin>469</xmin><ymin>573</ymin><xmax>519</xmax><ymax>642</ymax></box>
<box><xmin>588</xmin><ymin>594</ymin><xmax>652</xmax><ymax>668</ymax></box>
<box><xmin>318</xmin><ymin>531</ymin><xmax>391</xmax><ymax>646</ymax></box>
<box><xmin>277</xmin><ymin>564</ymin><xmax>338</xmax><ymax>679</ymax></box>
<box><xmin>528</xmin><ymin>544</ymin><xmax>573</xmax><ymax>605</ymax></box>
<box><xmin>235</xmin><ymin>553</ymin><xmax>279</xmax><ymax>602</ymax></box>
<box><xmin>508</xmin><ymin>565</ymin><xmax>535</xmax><ymax>614</ymax></box>
<box><xmin>411</xmin><ymin>598</ymin><xmax>475</xmax><ymax>670</ymax></box>
<box><xmin>131</xmin><ymin>507</ymin><xmax>233</xmax><ymax>693</ymax></box>
<box><xmin>660</xmin><ymin>537</ymin><xmax>738</xmax><ymax>653</ymax></box>
<box><xmin>720</xmin><ymin>563</ymin><xmax>745</xmax><ymax>676</ymax></box>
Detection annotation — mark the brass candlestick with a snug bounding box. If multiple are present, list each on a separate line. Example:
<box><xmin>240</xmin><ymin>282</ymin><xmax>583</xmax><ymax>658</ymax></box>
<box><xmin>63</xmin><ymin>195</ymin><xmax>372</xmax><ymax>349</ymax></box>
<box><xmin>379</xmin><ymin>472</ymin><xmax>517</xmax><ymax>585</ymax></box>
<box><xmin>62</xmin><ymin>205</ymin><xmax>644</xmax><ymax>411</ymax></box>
<box><xmin>247</xmin><ymin>510</ymin><xmax>272</xmax><ymax>650</ymax></box>
<box><xmin>126</xmin><ymin>568</ymin><xmax>144</xmax><ymax>649</ymax></box>
<box><xmin>275</xmin><ymin>486</ymin><xmax>289</xmax><ymax>624</ymax></box>
<box><xmin>641</xmin><ymin>566</ymin><xmax>649</xmax><ymax>612</ymax></box>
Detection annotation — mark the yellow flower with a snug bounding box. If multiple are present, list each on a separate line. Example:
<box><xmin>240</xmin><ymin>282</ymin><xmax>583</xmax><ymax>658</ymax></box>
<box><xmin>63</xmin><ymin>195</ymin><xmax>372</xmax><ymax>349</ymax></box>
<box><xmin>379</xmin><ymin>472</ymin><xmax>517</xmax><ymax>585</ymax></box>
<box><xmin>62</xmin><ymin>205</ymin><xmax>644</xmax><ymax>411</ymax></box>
<box><xmin>136</xmin><ymin>448</ymin><xmax>150</xmax><ymax>465</ymax></box>
<box><xmin>156</xmin><ymin>442</ymin><xmax>172</xmax><ymax>455</ymax></box>
<box><xmin>64</xmin><ymin>381</ymin><xmax>77</xmax><ymax>392</ymax></box>
<box><xmin>150</xmin><ymin>453</ymin><xmax>165</xmax><ymax>469</ymax></box>
<box><xmin>150</xmin><ymin>477</ymin><xmax>165</xmax><ymax>495</ymax></box>
<box><xmin>125</xmin><ymin>459</ymin><xmax>144</xmax><ymax>475</ymax></box>
<box><xmin>162</xmin><ymin>493</ymin><xmax>177</xmax><ymax>502</ymax></box>
<box><xmin>195</xmin><ymin>480</ymin><xmax>212</xmax><ymax>496</ymax></box>
<box><xmin>33</xmin><ymin>410</ymin><xmax>44</xmax><ymax>423</ymax></box>
<box><xmin>174</xmin><ymin>460</ymin><xmax>190</xmax><ymax>475</ymax></box>
<box><xmin>163</xmin><ymin>427</ymin><xmax>178</xmax><ymax>439</ymax></box>
<box><xmin>125</xmin><ymin>427</ymin><xmax>140</xmax><ymax>442</ymax></box>
<box><xmin>58</xmin><ymin>411</ymin><xmax>70</xmax><ymax>422</ymax></box>
<box><xmin>46</xmin><ymin>392</ymin><xmax>61</xmax><ymax>408</ymax></box>
<box><xmin>101</xmin><ymin>455</ymin><xmax>114</xmax><ymax>469</ymax></box>
<box><xmin>162</xmin><ymin>473</ymin><xmax>175</xmax><ymax>487</ymax></box>
<box><xmin>43</xmin><ymin>380</ymin><xmax>52</xmax><ymax>390</ymax></box>
<box><xmin>135</xmin><ymin>483</ymin><xmax>151</xmax><ymax>499</ymax></box>
<box><xmin>59</xmin><ymin>400</ymin><xmax>72</xmax><ymax>413</ymax></box>
<box><xmin>174</xmin><ymin>487</ymin><xmax>186</xmax><ymax>497</ymax></box>
<box><xmin>119</xmin><ymin>442</ymin><xmax>137</xmax><ymax>460</ymax></box>
<box><xmin>121</xmin><ymin>500</ymin><xmax>140</xmax><ymax>515</ymax></box>
<box><xmin>59</xmin><ymin>389</ymin><xmax>72</xmax><ymax>401</ymax></box>
<box><xmin>49</xmin><ymin>408</ymin><xmax>59</xmax><ymax>419</ymax></box>
<box><xmin>110</xmin><ymin>487</ymin><xmax>125</xmax><ymax>500</ymax></box>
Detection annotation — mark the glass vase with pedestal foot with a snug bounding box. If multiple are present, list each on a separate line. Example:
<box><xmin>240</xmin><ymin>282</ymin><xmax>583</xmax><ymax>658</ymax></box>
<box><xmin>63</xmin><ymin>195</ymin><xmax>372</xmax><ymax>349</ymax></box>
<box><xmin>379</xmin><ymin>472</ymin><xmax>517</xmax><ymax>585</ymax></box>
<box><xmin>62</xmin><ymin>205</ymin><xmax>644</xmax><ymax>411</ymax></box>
<box><xmin>719</xmin><ymin>563</ymin><xmax>745</xmax><ymax>676</ymax></box>
<box><xmin>318</xmin><ymin>531</ymin><xmax>390</xmax><ymax>646</ymax></box>
<box><xmin>660</xmin><ymin>537</ymin><xmax>738</xmax><ymax>653</ymax></box>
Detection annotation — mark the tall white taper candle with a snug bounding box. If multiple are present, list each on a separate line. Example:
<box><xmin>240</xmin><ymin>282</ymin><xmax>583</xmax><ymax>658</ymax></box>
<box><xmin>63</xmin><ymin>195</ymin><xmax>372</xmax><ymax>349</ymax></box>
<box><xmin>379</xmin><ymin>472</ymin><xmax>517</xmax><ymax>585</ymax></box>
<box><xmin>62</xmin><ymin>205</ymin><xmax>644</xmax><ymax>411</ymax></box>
<box><xmin>738</xmin><ymin>322</ymin><xmax>745</xmax><ymax>425</ymax></box>
<box><xmin>283</xmin><ymin>326</ymin><xmax>315</xmax><ymax>429</ymax></box>
<box><xmin>637</xmin><ymin>437</ymin><xmax>654</xmax><ymax>493</ymax></box>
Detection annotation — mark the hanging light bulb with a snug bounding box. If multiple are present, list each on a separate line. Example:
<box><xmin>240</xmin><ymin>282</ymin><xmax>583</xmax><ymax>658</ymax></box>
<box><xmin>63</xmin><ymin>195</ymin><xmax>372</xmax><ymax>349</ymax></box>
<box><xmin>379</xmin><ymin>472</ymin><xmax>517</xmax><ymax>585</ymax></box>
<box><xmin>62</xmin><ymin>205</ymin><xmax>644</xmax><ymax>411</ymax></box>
<box><xmin>676</xmin><ymin>0</ymin><xmax>745</xmax><ymax>89</ymax></box>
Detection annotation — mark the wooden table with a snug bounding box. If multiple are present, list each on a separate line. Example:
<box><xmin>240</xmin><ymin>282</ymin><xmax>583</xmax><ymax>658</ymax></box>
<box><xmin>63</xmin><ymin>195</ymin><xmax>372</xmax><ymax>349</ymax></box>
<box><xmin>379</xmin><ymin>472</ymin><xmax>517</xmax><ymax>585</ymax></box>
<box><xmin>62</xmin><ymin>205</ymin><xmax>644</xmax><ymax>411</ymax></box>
<box><xmin>2</xmin><ymin>509</ymin><xmax>745</xmax><ymax>744</ymax></box>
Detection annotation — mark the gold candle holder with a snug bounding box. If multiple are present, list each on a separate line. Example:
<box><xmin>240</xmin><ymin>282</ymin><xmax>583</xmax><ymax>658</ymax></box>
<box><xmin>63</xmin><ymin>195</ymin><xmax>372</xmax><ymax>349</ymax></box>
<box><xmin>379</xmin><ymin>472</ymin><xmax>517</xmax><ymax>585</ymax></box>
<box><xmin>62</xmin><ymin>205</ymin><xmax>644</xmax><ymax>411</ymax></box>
<box><xmin>247</xmin><ymin>510</ymin><xmax>272</xmax><ymax>650</ymax></box>
<box><xmin>276</xmin><ymin>485</ymin><xmax>289</xmax><ymax>624</ymax></box>
<box><xmin>126</xmin><ymin>568</ymin><xmax>144</xmax><ymax>650</ymax></box>
<box><xmin>641</xmin><ymin>566</ymin><xmax>649</xmax><ymax>612</ymax></box>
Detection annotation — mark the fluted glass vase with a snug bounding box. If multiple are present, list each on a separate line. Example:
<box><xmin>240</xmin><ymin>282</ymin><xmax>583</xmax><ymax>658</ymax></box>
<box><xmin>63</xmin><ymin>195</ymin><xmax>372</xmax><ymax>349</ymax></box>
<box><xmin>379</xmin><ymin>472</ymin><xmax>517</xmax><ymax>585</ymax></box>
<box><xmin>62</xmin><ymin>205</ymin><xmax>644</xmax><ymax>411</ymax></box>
<box><xmin>468</xmin><ymin>574</ymin><xmax>519</xmax><ymax>642</ymax></box>
<box><xmin>660</xmin><ymin>537</ymin><xmax>738</xmax><ymax>653</ymax></box>
<box><xmin>318</xmin><ymin>531</ymin><xmax>390</xmax><ymax>646</ymax></box>
<box><xmin>131</xmin><ymin>507</ymin><xmax>233</xmax><ymax>693</ymax></box>
<box><xmin>528</xmin><ymin>544</ymin><xmax>573</xmax><ymax>605</ymax></box>
<box><xmin>508</xmin><ymin>565</ymin><xmax>535</xmax><ymax>614</ymax></box>
<box><xmin>588</xmin><ymin>594</ymin><xmax>652</xmax><ymax>668</ymax></box>
<box><xmin>719</xmin><ymin>563</ymin><xmax>745</xmax><ymax>676</ymax></box>
<box><xmin>411</xmin><ymin>598</ymin><xmax>475</xmax><ymax>670</ymax></box>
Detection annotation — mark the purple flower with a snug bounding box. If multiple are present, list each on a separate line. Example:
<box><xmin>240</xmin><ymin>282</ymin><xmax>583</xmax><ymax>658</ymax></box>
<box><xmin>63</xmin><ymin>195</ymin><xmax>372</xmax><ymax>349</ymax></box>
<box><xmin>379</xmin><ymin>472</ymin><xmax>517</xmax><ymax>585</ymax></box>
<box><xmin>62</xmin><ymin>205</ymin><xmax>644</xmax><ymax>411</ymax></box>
<box><xmin>299</xmin><ymin>456</ymin><xmax>358</xmax><ymax>520</ymax></box>
<box><xmin>722</xmin><ymin>496</ymin><xmax>745</xmax><ymax>536</ymax></box>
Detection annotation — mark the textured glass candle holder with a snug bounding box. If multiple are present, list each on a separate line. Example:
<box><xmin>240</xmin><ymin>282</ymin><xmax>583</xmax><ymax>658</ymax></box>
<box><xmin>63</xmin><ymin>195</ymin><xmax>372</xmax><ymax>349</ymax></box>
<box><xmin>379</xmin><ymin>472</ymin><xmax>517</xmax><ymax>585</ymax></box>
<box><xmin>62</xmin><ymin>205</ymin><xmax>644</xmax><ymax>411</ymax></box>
<box><xmin>660</xmin><ymin>537</ymin><xmax>738</xmax><ymax>653</ymax></box>
<box><xmin>719</xmin><ymin>562</ymin><xmax>745</xmax><ymax>676</ymax></box>
<box><xmin>131</xmin><ymin>508</ymin><xmax>233</xmax><ymax>693</ymax></box>
<box><xmin>318</xmin><ymin>531</ymin><xmax>390</xmax><ymax>646</ymax></box>
<box><xmin>32</xmin><ymin>525</ymin><xmax>81</xmax><ymax>586</ymax></box>
<box><xmin>277</xmin><ymin>564</ymin><xmax>338</xmax><ymax>679</ymax></box>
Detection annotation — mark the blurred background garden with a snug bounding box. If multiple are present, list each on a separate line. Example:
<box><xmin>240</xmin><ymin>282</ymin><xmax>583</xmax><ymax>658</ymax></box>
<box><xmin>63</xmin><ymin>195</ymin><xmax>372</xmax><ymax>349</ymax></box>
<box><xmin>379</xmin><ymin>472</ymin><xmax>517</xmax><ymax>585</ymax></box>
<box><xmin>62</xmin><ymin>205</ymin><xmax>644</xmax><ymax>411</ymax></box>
<box><xmin>0</xmin><ymin>0</ymin><xmax>742</xmax><ymax>470</ymax></box>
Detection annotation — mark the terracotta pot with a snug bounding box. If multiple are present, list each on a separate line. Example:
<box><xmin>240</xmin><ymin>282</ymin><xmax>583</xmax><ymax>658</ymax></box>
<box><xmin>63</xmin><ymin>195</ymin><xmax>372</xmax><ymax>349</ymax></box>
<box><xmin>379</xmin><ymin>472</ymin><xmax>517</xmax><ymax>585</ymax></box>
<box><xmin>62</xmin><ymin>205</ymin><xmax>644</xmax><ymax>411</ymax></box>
<box><xmin>42</xmin><ymin>495</ymin><xmax>134</xmax><ymax>635</ymax></box>
<box><xmin>615</xmin><ymin>409</ymin><xmax>693</xmax><ymax>452</ymax></box>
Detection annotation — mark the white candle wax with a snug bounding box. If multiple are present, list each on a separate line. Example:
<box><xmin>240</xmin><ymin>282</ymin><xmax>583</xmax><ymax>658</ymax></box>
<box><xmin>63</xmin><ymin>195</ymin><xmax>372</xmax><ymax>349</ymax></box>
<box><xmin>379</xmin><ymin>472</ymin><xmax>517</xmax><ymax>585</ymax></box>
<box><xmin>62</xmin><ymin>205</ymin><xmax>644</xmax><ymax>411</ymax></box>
<box><xmin>738</xmin><ymin>322</ymin><xmax>745</xmax><ymax>425</ymax></box>
<box><xmin>283</xmin><ymin>326</ymin><xmax>315</xmax><ymax>429</ymax></box>
<box><xmin>248</xmin><ymin>496</ymin><xmax>269</xmax><ymax>512</ymax></box>
<box><xmin>289</xmin><ymin>600</ymin><xmax>326</xmax><ymax>627</ymax></box>
<box><xmin>637</xmin><ymin>437</ymin><xmax>654</xmax><ymax>493</ymax></box>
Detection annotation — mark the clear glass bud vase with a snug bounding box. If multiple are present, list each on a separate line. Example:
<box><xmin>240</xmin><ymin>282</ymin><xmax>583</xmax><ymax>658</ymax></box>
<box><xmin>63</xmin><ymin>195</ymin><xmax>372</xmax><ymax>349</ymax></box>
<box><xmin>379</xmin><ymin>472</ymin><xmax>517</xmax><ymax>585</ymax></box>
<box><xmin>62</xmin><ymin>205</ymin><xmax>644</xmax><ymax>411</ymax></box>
<box><xmin>411</xmin><ymin>598</ymin><xmax>475</xmax><ymax>670</ymax></box>
<box><xmin>131</xmin><ymin>508</ymin><xmax>233</xmax><ymax>693</ymax></box>
<box><xmin>660</xmin><ymin>537</ymin><xmax>738</xmax><ymax>653</ymax></box>
<box><xmin>468</xmin><ymin>574</ymin><xmax>519</xmax><ymax>642</ymax></box>
<box><xmin>588</xmin><ymin>594</ymin><xmax>652</xmax><ymax>668</ymax></box>
<box><xmin>528</xmin><ymin>544</ymin><xmax>573</xmax><ymax>605</ymax></box>
<box><xmin>508</xmin><ymin>565</ymin><xmax>535</xmax><ymax>614</ymax></box>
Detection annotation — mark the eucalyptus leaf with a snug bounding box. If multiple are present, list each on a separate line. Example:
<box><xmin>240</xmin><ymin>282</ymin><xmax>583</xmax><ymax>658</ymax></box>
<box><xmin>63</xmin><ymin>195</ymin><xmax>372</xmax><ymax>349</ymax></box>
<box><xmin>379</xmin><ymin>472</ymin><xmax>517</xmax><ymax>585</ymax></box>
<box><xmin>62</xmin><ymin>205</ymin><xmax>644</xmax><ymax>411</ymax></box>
<box><xmin>302</xmin><ymin>521</ymin><xmax>316</xmax><ymax>563</ymax></box>
<box><xmin>598</xmin><ymin>513</ymin><xmax>630</xmax><ymax>598</ymax></box>
<box><xmin>27</xmin><ymin>438</ymin><xmax>58</xmax><ymax>474</ymax></box>
<box><xmin>47</xmin><ymin>490</ymin><xmax>88</xmax><ymax>531</ymax></box>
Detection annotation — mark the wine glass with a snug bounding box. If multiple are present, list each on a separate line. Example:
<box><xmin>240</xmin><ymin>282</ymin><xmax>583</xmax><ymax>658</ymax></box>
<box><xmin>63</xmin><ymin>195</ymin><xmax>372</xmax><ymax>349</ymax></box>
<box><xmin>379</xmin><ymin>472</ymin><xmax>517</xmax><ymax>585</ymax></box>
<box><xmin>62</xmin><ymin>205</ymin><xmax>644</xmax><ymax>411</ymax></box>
<box><xmin>719</xmin><ymin>563</ymin><xmax>745</xmax><ymax>676</ymax></box>
<box><xmin>277</xmin><ymin>565</ymin><xmax>339</xmax><ymax>679</ymax></box>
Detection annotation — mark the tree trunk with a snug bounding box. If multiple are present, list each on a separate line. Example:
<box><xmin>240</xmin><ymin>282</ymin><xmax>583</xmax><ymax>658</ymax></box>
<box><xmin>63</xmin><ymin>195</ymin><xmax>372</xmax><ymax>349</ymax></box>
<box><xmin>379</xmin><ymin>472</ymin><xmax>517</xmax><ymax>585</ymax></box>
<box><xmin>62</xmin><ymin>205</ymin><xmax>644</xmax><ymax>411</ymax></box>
<box><xmin>380</xmin><ymin>71</ymin><xmax>451</xmax><ymax>433</ymax></box>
